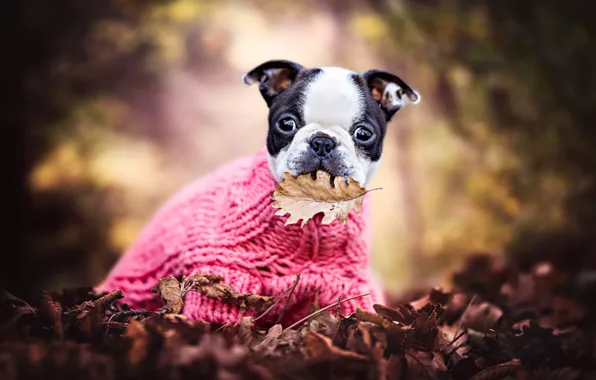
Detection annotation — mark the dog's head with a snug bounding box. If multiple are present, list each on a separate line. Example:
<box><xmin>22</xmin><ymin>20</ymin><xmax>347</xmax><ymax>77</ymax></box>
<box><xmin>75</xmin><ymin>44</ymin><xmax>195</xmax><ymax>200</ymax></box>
<box><xmin>243</xmin><ymin>60</ymin><xmax>420</xmax><ymax>186</ymax></box>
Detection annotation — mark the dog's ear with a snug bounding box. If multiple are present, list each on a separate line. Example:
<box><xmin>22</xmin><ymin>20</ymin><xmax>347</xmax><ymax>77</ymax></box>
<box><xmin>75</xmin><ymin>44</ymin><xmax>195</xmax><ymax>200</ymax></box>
<box><xmin>362</xmin><ymin>70</ymin><xmax>420</xmax><ymax>121</ymax></box>
<box><xmin>243</xmin><ymin>60</ymin><xmax>304</xmax><ymax>107</ymax></box>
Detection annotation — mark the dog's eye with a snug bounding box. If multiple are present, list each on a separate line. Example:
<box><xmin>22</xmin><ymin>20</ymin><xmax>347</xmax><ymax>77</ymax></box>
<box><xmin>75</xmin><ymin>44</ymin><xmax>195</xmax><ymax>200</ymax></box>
<box><xmin>354</xmin><ymin>126</ymin><xmax>374</xmax><ymax>142</ymax></box>
<box><xmin>277</xmin><ymin>117</ymin><xmax>297</xmax><ymax>133</ymax></box>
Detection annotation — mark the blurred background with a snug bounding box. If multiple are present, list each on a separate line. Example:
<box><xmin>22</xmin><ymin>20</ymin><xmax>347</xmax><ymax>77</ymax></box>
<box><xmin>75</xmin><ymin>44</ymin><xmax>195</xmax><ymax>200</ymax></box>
<box><xmin>8</xmin><ymin>0</ymin><xmax>596</xmax><ymax>301</ymax></box>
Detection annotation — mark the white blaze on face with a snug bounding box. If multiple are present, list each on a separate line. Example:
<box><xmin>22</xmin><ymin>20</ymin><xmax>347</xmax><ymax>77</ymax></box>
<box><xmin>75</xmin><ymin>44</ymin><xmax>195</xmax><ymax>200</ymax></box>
<box><xmin>302</xmin><ymin>67</ymin><xmax>364</xmax><ymax>127</ymax></box>
<box><xmin>269</xmin><ymin>67</ymin><xmax>378</xmax><ymax>186</ymax></box>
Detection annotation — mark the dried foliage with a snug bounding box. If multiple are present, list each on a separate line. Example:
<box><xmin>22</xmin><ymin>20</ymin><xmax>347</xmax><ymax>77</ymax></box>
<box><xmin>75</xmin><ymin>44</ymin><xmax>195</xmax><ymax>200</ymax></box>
<box><xmin>272</xmin><ymin>170</ymin><xmax>376</xmax><ymax>227</ymax></box>
<box><xmin>2</xmin><ymin>252</ymin><xmax>596</xmax><ymax>379</ymax></box>
<box><xmin>151</xmin><ymin>274</ymin><xmax>274</xmax><ymax>315</ymax></box>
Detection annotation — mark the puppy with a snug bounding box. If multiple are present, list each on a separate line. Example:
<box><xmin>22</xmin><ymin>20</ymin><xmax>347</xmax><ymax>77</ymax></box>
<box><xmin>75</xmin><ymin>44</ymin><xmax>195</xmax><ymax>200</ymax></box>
<box><xmin>96</xmin><ymin>60</ymin><xmax>420</xmax><ymax>325</ymax></box>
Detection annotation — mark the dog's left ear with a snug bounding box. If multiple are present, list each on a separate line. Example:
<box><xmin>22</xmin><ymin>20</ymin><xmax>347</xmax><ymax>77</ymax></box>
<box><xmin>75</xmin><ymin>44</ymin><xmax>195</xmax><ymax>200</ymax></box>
<box><xmin>362</xmin><ymin>70</ymin><xmax>420</xmax><ymax>121</ymax></box>
<box><xmin>243</xmin><ymin>60</ymin><xmax>304</xmax><ymax>107</ymax></box>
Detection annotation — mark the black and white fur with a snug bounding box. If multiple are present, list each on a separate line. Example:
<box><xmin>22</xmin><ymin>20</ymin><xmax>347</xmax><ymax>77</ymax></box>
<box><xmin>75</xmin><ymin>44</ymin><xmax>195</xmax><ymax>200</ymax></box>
<box><xmin>243</xmin><ymin>60</ymin><xmax>420</xmax><ymax>186</ymax></box>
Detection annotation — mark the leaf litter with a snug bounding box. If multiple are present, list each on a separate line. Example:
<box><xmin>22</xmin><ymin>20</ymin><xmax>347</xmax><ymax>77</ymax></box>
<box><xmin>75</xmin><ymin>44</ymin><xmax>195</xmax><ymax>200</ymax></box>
<box><xmin>1</xmin><ymin>251</ymin><xmax>596</xmax><ymax>379</ymax></box>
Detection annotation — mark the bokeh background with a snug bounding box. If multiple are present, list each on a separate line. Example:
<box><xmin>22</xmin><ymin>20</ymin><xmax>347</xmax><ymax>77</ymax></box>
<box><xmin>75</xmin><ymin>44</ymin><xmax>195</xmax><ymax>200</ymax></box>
<box><xmin>9</xmin><ymin>0</ymin><xmax>596</xmax><ymax>301</ymax></box>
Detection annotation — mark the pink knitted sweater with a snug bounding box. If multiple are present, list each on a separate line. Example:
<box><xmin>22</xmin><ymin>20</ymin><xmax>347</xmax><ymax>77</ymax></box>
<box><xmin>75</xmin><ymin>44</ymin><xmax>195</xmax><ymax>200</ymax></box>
<box><xmin>96</xmin><ymin>147</ymin><xmax>385</xmax><ymax>326</ymax></box>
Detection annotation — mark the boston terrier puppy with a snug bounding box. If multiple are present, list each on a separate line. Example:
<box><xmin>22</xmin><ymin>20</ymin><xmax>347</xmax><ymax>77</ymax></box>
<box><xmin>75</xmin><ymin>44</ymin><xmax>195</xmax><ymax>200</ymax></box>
<box><xmin>96</xmin><ymin>60</ymin><xmax>420</xmax><ymax>326</ymax></box>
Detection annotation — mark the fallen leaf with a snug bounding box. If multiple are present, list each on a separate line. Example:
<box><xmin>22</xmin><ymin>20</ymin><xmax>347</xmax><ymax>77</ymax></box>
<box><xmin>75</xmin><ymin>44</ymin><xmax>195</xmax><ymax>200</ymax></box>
<box><xmin>182</xmin><ymin>274</ymin><xmax>272</xmax><ymax>312</ymax></box>
<box><xmin>272</xmin><ymin>170</ymin><xmax>372</xmax><ymax>227</ymax></box>
<box><xmin>303</xmin><ymin>332</ymin><xmax>368</xmax><ymax>361</ymax></box>
<box><xmin>387</xmin><ymin>354</ymin><xmax>408</xmax><ymax>380</ymax></box>
<box><xmin>301</xmin><ymin>311</ymin><xmax>339</xmax><ymax>336</ymax></box>
<box><xmin>459</xmin><ymin>301</ymin><xmax>504</xmax><ymax>333</ymax></box>
<box><xmin>151</xmin><ymin>276</ymin><xmax>184</xmax><ymax>314</ymax></box>
<box><xmin>39</xmin><ymin>291</ymin><xmax>62</xmax><ymax>339</ymax></box>
<box><xmin>404</xmin><ymin>350</ymin><xmax>443</xmax><ymax>380</ymax></box>
<box><xmin>252</xmin><ymin>324</ymin><xmax>303</xmax><ymax>357</ymax></box>
<box><xmin>468</xmin><ymin>359</ymin><xmax>521</xmax><ymax>380</ymax></box>
<box><xmin>125</xmin><ymin>319</ymin><xmax>149</xmax><ymax>365</ymax></box>
<box><xmin>237</xmin><ymin>316</ymin><xmax>255</xmax><ymax>345</ymax></box>
<box><xmin>253</xmin><ymin>324</ymin><xmax>282</xmax><ymax>353</ymax></box>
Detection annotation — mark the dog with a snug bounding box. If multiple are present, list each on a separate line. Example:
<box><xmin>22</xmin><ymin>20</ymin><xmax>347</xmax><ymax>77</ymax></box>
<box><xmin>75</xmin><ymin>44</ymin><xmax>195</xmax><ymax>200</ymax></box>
<box><xmin>96</xmin><ymin>60</ymin><xmax>420</xmax><ymax>325</ymax></box>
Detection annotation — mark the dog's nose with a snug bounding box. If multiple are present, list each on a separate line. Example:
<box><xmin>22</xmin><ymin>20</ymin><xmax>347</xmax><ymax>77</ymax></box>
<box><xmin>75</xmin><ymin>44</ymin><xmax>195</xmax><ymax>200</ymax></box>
<box><xmin>310</xmin><ymin>137</ymin><xmax>336</xmax><ymax>157</ymax></box>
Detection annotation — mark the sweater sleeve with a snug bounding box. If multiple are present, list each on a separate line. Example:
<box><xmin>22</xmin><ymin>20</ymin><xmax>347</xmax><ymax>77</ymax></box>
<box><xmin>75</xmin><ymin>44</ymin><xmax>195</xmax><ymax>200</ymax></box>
<box><xmin>94</xmin><ymin>152</ymin><xmax>269</xmax><ymax>318</ymax></box>
<box><xmin>94</xmin><ymin>174</ymin><xmax>219</xmax><ymax>310</ymax></box>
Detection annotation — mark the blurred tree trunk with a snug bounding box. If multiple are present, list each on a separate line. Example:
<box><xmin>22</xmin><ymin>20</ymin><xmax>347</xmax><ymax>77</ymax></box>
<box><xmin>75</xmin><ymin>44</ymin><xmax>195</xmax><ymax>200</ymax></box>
<box><xmin>3</xmin><ymin>1</ymin><xmax>30</xmax><ymax>298</ymax></box>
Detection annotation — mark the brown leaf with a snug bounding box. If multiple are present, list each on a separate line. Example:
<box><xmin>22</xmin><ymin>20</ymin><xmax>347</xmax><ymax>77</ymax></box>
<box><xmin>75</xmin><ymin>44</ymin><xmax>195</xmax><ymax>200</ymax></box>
<box><xmin>151</xmin><ymin>276</ymin><xmax>184</xmax><ymax>314</ymax></box>
<box><xmin>239</xmin><ymin>293</ymin><xmax>274</xmax><ymax>312</ymax></box>
<box><xmin>345</xmin><ymin>322</ymin><xmax>375</xmax><ymax>355</ymax></box>
<box><xmin>404</xmin><ymin>350</ymin><xmax>444</xmax><ymax>380</ymax></box>
<box><xmin>77</xmin><ymin>305</ymin><xmax>103</xmax><ymax>340</ymax></box>
<box><xmin>459</xmin><ymin>302</ymin><xmax>504</xmax><ymax>333</ymax></box>
<box><xmin>377</xmin><ymin>303</ymin><xmax>418</xmax><ymax>326</ymax></box>
<box><xmin>409</xmin><ymin>287</ymin><xmax>452</xmax><ymax>311</ymax></box>
<box><xmin>303</xmin><ymin>332</ymin><xmax>368</xmax><ymax>361</ymax></box>
<box><xmin>386</xmin><ymin>355</ymin><xmax>408</xmax><ymax>380</ymax></box>
<box><xmin>253</xmin><ymin>324</ymin><xmax>303</xmax><ymax>357</ymax></box>
<box><xmin>452</xmin><ymin>253</ymin><xmax>511</xmax><ymax>301</ymax></box>
<box><xmin>356</xmin><ymin>308</ymin><xmax>412</xmax><ymax>336</ymax></box>
<box><xmin>161</xmin><ymin>313</ymin><xmax>188</xmax><ymax>322</ymax></box>
<box><xmin>468</xmin><ymin>359</ymin><xmax>521</xmax><ymax>380</ymax></box>
<box><xmin>182</xmin><ymin>273</ymin><xmax>272</xmax><ymax>312</ymax></box>
<box><xmin>39</xmin><ymin>291</ymin><xmax>62</xmax><ymax>339</ymax></box>
<box><xmin>125</xmin><ymin>319</ymin><xmax>149</xmax><ymax>365</ymax></box>
<box><xmin>237</xmin><ymin>316</ymin><xmax>255</xmax><ymax>345</ymax></box>
<box><xmin>253</xmin><ymin>324</ymin><xmax>282</xmax><ymax>353</ymax></box>
<box><xmin>272</xmin><ymin>170</ymin><xmax>373</xmax><ymax>227</ymax></box>
<box><xmin>374</xmin><ymin>304</ymin><xmax>421</xmax><ymax>329</ymax></box>
<box><xmin>301</xmin><ymin>311</ymin><xmax>339</xmax><ymax>336</ymax></box>
<box><xmin>374</xmin><ymin>304</ymin><xmax>406</xmax><ymax>322</ymax></box>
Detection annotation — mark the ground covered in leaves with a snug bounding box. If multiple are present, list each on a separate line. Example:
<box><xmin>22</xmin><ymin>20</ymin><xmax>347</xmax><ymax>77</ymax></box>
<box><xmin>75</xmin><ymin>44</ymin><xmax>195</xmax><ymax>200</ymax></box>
<box><xmin>2</xmin><ymin>251</ymin><xmax>596</xmax><ymax>380</ymax></box>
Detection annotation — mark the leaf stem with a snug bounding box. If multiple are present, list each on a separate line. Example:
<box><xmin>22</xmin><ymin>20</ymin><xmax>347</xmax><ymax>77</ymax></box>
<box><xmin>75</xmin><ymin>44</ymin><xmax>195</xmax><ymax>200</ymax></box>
<box><xmin>274</xmin><ymin>274</ymin><xmax>301</xmax><ymax>325</ymax></box>
<box><xmin>253</xmin><ymin>274</ymin><xmax>301</xmax><ymax>323</ymax></box>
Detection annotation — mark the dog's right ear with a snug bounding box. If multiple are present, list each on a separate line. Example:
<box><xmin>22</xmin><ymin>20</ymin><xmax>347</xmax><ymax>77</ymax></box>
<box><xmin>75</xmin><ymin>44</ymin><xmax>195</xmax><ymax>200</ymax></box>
<box><xmin>242</xmin><ymin>60</ymin><xmax>304</xmax><ymax>107</ymax></box>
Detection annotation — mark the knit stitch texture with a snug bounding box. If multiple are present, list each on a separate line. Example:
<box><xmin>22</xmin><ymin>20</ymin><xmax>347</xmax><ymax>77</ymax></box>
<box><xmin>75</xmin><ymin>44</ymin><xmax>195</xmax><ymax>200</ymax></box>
<box><xmin>96</xmin><ymin>147</ymin><xmax>385</xmax><ymax>326</ymax></box>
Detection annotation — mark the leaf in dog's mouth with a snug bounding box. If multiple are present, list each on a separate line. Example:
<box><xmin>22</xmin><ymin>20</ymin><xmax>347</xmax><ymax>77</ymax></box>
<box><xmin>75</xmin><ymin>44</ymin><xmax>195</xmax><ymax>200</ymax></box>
<box><xmin>271</xmin><ymin>170</ymin><xmax>380</xmax><ymax>227</ymax></box>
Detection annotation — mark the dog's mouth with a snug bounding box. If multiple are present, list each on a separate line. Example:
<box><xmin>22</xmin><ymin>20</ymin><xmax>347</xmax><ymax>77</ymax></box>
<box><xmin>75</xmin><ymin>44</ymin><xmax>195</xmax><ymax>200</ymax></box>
<box><xmin>308</xmin><ymin>170</ymin><xmax>338</xmax><ymax>186</ymax></box>
<box><xmin>292</xmin><ymin>152</ymin><xmax>352</xmax><ymax>185</ymax></box>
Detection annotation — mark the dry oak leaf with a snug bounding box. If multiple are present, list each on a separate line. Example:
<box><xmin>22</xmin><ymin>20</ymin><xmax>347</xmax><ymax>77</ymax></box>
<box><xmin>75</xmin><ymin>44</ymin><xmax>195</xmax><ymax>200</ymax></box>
<box><xmin>183</xmin><ymin>273</ymin><xmax>272</xmax><ymax>312</ymax></box>
<box><xmin>272</xmin><ymin>170</ymin><xmax>378</xmax><ymax>227</ymax></box>
<box><xmin>152</xmin><ymin>276</ymin><xmax>184</xmax><ymax>314</ymax></box>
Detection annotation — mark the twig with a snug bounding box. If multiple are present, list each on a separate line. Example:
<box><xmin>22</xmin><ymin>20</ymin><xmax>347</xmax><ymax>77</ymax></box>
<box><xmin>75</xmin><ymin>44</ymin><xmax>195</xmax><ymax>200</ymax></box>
<box><xmin>180</xmin><ymin>278</ymin><xmax>196</xmax><ymax>298</ymax></box>
<box><xmin>253</xmin><ymin>274</ymin><xmax>301</xmax><ymax>323</ymax></box>
<box><xmin>65</xmin><ymin>290</ymin><xmax>124</xmax><ymax>315</ymax></box>
<box><xmin>1</xmin><ymin>290</ymin><xmax>37</xmax><ymax>315</ymax></box>
<box><xmin>109</xmin><ymin>309</ymin><xmax>152</xmax><ymax>322</ymax></box>
<box><xmin>451</xmin><ymin>295</ymin><xmax>476</xmax><ymax>341</ymax></box>
<box><xmin>445</xmin><ymin>342</ymin><xmax>468</xmax><ymax>357</ymax></box>
<box><xmin>447</xmin><ymin>294</ymin><xmax>476</xmax><ymax>367</ymax></box>
<box><xmin>333</xmin><ymin>295</ymin><xmax>343</xmax><ymax>317</ymax></box>
<box><xmin>102</xmin><ymin>321</ymin><xmax>129</xmax><ymax>329</ymax></box>
<box><xmin>214</xmin><ymin>322</ymin><xmax>232</xmax><ymax>333</ymax></box>
<box><xmin>285</xmin><ymin>293</ymin><xmax>370</xmax><ymax>331</ymax></box>
<box><xmin>443</xmin><ymin>329</ymin><xmax>466</xmax><ymax>351</ymax></box>
<box><xmin>274</xmin><ymin>274</ymin><xmax>301</xmax><ymax>325</ymax></box>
